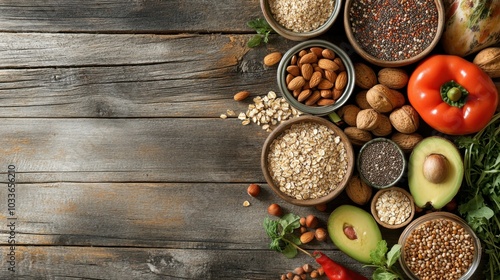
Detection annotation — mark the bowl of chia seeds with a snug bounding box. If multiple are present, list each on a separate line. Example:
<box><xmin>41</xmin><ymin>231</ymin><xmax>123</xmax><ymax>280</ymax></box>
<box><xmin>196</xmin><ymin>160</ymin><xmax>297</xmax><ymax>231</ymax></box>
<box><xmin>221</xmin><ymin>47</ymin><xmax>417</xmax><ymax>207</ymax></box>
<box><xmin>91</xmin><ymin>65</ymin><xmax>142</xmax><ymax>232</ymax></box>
<box><xmin>344</xmin><ymin>0</ymin><xmax>445</xmax><ymax>67</ymax></box>
<box><xmin>357</xmin><ymin>138</ymin><xmax>406</xmax><ymax>189</ymax></box>
<box><xmin>398</xmin><ymin>212</ymin><xmax>482</xmax><ymax>280</ymax></box>
<box><xmin>260</xmin><ymin>0</ymin><xmax>342</xmax><ymax>41</ymax></box>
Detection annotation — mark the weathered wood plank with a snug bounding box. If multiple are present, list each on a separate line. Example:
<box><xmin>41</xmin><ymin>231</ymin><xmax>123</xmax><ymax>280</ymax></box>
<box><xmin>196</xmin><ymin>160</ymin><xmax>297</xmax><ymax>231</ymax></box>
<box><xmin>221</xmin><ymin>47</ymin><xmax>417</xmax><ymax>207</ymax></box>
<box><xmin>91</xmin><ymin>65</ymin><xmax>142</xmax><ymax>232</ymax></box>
<box><xmin>0</xmin><ymin>33</ymin><xmax>301</xmax><ymax>118</ymax></box>
<box><xmin>0</xmin><ymin>118</ymin><xmax>268</xmax><ymax>182</ymax></box>
<box><xmin>0</xmin><ymin>246</ymin><xmax>375</xmax><ymax>279</ymax></box>
<box><xmin>0</xmin><ymin>0</ymin><xmax>262</xmax><ymax>33</ymax></box>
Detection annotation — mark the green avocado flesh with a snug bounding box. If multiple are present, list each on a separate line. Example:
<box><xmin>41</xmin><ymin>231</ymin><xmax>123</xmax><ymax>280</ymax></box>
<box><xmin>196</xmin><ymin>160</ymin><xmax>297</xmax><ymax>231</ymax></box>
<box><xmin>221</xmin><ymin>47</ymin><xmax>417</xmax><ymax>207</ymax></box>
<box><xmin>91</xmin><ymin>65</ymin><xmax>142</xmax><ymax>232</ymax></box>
<box><xmin>327</xmin><ymin>205</ymin><xmax>382</xmax><ymax>264</ymax></box>
<box><xmin>408</xmin><ymin>136</ymin><xmax>463</xmax><ymax>209</ymax></box>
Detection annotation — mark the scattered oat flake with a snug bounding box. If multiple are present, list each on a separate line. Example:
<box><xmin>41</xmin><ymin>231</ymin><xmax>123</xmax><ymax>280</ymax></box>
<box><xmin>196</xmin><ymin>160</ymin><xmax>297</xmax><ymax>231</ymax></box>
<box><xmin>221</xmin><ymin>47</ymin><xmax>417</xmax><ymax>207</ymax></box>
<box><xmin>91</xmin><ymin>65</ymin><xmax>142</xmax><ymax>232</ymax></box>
<box><xmin>243</xmin><ymin>201</ymin><xmax>251</xmax><ymax>207</ymax></box>
<box><xmin>220</xmin><ymin>114</ymin><xmax>227</xmax><ymax>119</ymax></box>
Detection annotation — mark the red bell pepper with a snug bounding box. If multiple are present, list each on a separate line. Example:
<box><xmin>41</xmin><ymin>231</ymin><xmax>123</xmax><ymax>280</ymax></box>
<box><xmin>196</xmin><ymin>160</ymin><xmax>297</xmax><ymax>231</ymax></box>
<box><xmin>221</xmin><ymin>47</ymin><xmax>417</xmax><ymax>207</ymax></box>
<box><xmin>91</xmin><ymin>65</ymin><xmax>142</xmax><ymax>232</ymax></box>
<box><xmin>407</xmin><ymin>54</ymin><xmax>498</xmax><ymax>135</ymax></box>
<box><xmin>314</xmin><ymin>251</ymin><xmax>368</xmax><ymax>280</ymax></box>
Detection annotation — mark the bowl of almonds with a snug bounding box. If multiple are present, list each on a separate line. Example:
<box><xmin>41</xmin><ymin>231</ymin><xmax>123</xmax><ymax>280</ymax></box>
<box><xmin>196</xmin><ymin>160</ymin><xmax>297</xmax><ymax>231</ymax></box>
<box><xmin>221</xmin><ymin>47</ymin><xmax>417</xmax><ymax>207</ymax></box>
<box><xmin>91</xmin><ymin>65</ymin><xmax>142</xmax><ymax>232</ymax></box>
<box><xmin>276</xmin><ymin>40</ymin><xmax>355</xmax><ymax>116</ymax></box>
<box><xmin>261</xmin><ymin>115</ymin><xmax>355</xmax><ymax>206</ymax></box>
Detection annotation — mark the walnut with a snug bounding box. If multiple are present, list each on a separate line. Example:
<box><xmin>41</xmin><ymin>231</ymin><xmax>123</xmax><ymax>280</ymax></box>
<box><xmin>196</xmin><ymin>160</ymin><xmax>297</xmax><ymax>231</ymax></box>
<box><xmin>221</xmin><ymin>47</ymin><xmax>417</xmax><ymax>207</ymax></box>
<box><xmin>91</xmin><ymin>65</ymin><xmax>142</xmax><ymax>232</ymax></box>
<box><xmin>366</xmin><ymin>84</ymin><xmax>405</xmax><ymax>113</ymax></box>
<box><xmin>344</xmin><ymin>127</ymin><xmax>372</xmax><ymax>146</ymax></box>
<box><xmin>389</xmin><ymin>105</ymin><xmax>420</xmax><ymax>134</ymax></box>
<box><xmin>337</xmin><ymin>104</ymin><xmax>361</xmax><ymax>127</ymax></box>
<box><xmin>391</xmin><ymin>132</ymin><xmax>423</xmax><ymax>153</ymax></box>
<box><xmin>345</xmin><ymin>174</ymin><xmax>372</xmax><ymax>205</ymax></box>
<box><xmin>355</xmin><ymin>90</ymin><xmax>372</xmax><ymax>109</ymax></box>
<box><xmin>372</xmin><ymin>114</ymin><xmax>392</xmax><ymax>136</ymax></box>
<box><xmin>356</xmin><ymin>109</ymin><xmax>381</xmax><ymax>131</ymax></box>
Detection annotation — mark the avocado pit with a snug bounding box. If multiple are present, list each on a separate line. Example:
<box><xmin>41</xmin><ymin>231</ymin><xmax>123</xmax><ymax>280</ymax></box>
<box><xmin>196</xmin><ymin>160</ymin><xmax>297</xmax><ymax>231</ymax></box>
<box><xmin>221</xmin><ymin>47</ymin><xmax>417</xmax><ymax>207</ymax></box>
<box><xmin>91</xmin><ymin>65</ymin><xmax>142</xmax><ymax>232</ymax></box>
<box><xmin>423</xmin><ymin>154</ymin><xmax>449</xmax><ymax>184</ymax></box>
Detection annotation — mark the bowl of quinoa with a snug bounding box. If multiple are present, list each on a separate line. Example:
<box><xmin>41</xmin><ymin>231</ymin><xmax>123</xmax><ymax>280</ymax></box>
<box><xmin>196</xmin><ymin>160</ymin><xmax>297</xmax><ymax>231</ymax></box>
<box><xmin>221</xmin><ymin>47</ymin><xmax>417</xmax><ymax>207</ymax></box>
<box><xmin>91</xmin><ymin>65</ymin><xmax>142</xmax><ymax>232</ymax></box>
<box><xmin>344</xmin><ymin>0</ymin><xmax>445</xmax><ymax>67</ymax></box>
<box><xmin>260</xmin><ymin>0</ymin><xmax>341</xmax><ymax>41</ymax></box>
<box><xmin>261</xmin><ymin>115</ymin><xmax>355</xmax><ymax>206</ymax></box>
<box><xmin>398</xmin><ymin>212</ymin><xmax>482</xmax><ymax>280</ymax></box>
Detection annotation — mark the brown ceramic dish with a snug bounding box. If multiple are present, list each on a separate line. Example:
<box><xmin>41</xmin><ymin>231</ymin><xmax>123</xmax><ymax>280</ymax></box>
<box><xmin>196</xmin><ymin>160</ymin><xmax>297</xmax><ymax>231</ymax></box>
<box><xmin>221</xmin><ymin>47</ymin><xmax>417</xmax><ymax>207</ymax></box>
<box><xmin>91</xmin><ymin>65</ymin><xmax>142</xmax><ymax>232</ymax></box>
<box><xmin>370</xmin><ymin>187</ymin><xmax>415</xmax><ymax>229</ymax></box>
<box><xmin>260</xmin><ymin>0</ymin><xmax>342</xmax><ymax>41</ymax></box>
<box><xmin>261</xmin><ymin>115</ymin><xmax>355</xmax><ymax>206</ymax></box>
<box><xmin>344</xmin><ymin>0</ymin><xmax>445</xmax><ymax>67</ymax></box>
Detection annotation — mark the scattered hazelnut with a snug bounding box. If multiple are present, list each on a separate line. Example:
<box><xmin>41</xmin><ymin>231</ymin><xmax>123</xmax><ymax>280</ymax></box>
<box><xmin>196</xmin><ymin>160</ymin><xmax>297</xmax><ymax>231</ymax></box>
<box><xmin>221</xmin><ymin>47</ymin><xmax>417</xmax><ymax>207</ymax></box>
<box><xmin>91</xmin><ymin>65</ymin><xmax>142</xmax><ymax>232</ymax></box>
<box><xmin>302</xmin><ymin>264</ymin><xmax>312</xmax><ymax>273</ymax></box>
<box><xmin>294</xmin><ymin>266</ymin><xmax>304</xmax><ymax>275</ymax></box>
<box><xmin>299</xmin><ymin>217</ymin><xmax>307</xmax><ymax>226</ymax></box>
<box><xmin>315</xmin><ymin>228</ymin><xmax>328</xmax><ymax>242</ymax></box>
<box><xmin>267</xmin><ymin>203</ymin><xmax>283</xmax><ymax>217</ymax></box>
<box><xmin>315</xmin><ymin>203</ymin><xmax>327</xmax><ymax>212</ymax></box>
<box><xmin>317</xmin><ymin>267</ymin><xmax>325</xmax><ymax>276</ymax></box>
<box><xmin>247</xmin><ymin>183</ymin><xmax>261</xmax><ymax>197</ymax></box>
<box><xmin>305</xmin><ymin>215</ymin><xmax>319</xmax><ymax>228</ymax></box>
<box><xmin>310</xmin><ymin>270</ymin><xmax>319</xmax><ymax>279</ymax></box>
<box><xmin>300</xmin><ymin>226</ymin><xmax>308</xmax><ymax>234</ymax></box>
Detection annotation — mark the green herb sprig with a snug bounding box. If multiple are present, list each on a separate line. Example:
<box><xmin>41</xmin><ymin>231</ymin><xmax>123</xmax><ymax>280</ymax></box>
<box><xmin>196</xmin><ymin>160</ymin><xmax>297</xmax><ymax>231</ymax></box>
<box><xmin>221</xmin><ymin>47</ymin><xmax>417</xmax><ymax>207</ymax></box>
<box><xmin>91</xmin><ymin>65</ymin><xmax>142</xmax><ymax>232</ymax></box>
<box><xmin>366</xmin><ymin>240</ymin><xmax>404</xmax><ymax>280</ymax></box>
<box><xmin>455</xmin><ymin>112</ymin><xmax>500</xmax><ymax>280</ymax></box>
<box><xmin>247</xmin><ymin>18</ymin><xmax>274</xmax><ymax>48</ymax></box>
<box><xmin>263</xmin><ymin>213</ymin><xmax>308</xmax><ymax>258</ymax></box>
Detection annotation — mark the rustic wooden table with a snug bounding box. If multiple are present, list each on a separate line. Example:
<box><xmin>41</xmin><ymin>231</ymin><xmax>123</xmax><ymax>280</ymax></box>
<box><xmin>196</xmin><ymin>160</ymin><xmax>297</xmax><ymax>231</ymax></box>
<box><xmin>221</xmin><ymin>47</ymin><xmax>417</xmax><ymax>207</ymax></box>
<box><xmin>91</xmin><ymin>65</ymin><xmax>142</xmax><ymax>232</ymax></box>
<box><xmin>0</xmin><ymin>1</ymin><xmax>487</xmax><ymax>279</ymax></box>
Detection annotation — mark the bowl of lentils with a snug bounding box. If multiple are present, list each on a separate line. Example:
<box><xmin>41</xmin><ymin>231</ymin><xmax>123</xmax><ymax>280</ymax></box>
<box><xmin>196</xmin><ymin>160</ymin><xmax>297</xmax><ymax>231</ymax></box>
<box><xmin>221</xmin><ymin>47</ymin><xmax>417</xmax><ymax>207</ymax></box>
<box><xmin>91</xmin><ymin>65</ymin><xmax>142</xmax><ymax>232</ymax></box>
<box><xmin>344</xmin><ymin>0</ymin><xmax>445</xmax><ymax>67</ymax></box>
<box><xmin>276</xmin><ymin>39</ymin><xmax>355</xmax><ymax>116</ymax></box>
<box><xmin>399</xmin><ymin>212</ymin><xmax>482</xmax><ymax>280</ymax></box>
<box><xmin>357</xmin><ymin>138</ymin><xmax>406</xmax><ymax>189</ymax></box>
<box><xmin>260</xmin><ymin>0</ymin><xmax>342</xmax><ymax>41</ymax></box>
<box><xmin>261</xmin><ymin>115</ymin><xmax>355</xmax><ymax>206</ymax></box>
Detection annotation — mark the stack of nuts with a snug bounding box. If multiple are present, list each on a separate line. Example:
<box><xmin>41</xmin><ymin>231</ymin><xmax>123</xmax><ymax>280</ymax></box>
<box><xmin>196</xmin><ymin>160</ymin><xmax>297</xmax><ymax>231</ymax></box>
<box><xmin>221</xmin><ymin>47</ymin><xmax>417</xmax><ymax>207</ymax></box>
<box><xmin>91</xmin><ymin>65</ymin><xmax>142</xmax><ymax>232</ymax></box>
<box><xmin>299</xmin><ymin>215</ymin><xmax>328</xmax><ymax>243</ymax></box>
<box><xmin>280</xmin><ymin>263</ymin><xmax>325</xmax><ymax>280</ymax></box>
<box><xmin>285</xmin><ymin>47</ymin><xmax>348</xmax><ymax>106</ymax></box>
<box><xmin>340</xmin><ymin>62</ymin><xmax>423</xmax><ymax>152</ymax></box>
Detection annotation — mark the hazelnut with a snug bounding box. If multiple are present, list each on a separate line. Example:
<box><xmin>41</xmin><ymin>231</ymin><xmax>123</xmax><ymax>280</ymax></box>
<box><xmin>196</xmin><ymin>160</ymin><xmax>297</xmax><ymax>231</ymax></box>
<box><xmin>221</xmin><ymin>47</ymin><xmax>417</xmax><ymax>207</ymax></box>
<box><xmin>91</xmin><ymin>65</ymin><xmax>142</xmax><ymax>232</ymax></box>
<box><xmin>246</xmin><ymin>183</ymin><xmax>261</xmax><ymax>197</ymax></box>
<box><xmin>310</xmin><ymin>270</ymin><xmax>319</xmax><ymax>279</ymax></box>
<box><xmin>299</xmin><ymin>217</ymin><xmax>307</xmax><ymax>226</ymax></box>
<box><xmin>267</xmin><ymin>203</ymin><xmax>283</xmax><ymax>217</ymax></box>
<box><xmin>315</xmin><ymin>203</ymin><xmax>327</xmax><ymax>212</ymax></box>
<box><xmin>305</xmin><ymin>214</ymin><xmax>319</xmax><ymax>228</ymax></box>
<box><xmin>315</xmin><ymin>228</ymin><xmax>328</xmax><ymax>242</ymax></box>
<box><xmin>302</xmin><ymin>264</ymin><xmax>312</xmax><ymax>273</ymax></box>
<box><xmin>294</xmin><ymin>266</ymin><xmax>304</xmax><ymax>275</ymax></box>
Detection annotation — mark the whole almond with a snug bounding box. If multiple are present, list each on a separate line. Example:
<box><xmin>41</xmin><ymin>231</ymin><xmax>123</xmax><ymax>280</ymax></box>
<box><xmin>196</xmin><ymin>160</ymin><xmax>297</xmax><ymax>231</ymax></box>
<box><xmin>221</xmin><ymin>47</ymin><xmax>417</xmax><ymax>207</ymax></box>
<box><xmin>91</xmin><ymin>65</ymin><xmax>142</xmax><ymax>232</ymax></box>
<box><xmin>325</xmin><ymin>70</ymin><xmax>338</xmax><ymax>83</ymax></box>
<box><xmin>300</xmin><ymin>231</ymin><xmax>315</xmax><ymax>244</ymax></box>
<box><xmin>286</xmin><ymin>74</ymin><xmax>295</xmax><ymax>85</ymax></box>
<box><xmin>378</xmin><ymin>68</ymin><xmax>409</xmax><ymax>89</ymax></box>
<box><xmin>288</xmin><ymin>76</ymin><xmax>306</xmax><ymax>90</ymax></box>
<box><xmin>321</xmin><ymin>49</ymin><xmax>336</xmax><ymax>59</ymax></box>
<box><xmin>305</xmin><ymin>90</ymin><xmax>321</xmax><ymax>106</ymax></box>
<box><xmin>286</xmin><ymin>65</ymin><xmax>301</xmax><ymax>76</ymax></box>
<box><xmin>334</xmin><ymin>57</ymin><xmax>345</xmax><ymax>72</ymax></box>
<box><xmin>309</xmin><ymin>71</ymin><xmax>323</xmax><ymax>88</ymax></box>
<box><xmin>354</xmin><ymin>63</ymin><xmax>377</xmax><ymax>89</ymax></box>
<box><xmin>335</xmin><ymin>71</ymin><xmax>348</xmax><ymax>90</ymax></box>
<box><xmin>317</xmin><ymin>79</ymin><xmax>334</xmax><ymax>90</ymax></box>
<box><xmin>320</xmin><ymin>89</ymin><xmax>333</xmax><ymax>98</ymax></box>
<box><xmin>310</xmin><ymin>47</ymin><xmax>324</xmax><ymax>58</ymax></box>
<box><xmin>318</xmin><ymin>58</ymin><xmax>339</xmax><ymax>72</ymax></box>
<box><xmin>297</xmin><ymin>89</ymin><xmax>312</xmax><ymax>102</ymax></box>
<box><xmin>301</xmin><ymin>64</ymin><xmax>314</xmax><ymax>80</ymax></box>
<box><xmin>317</xmin><ymin>98</ymin><xmax>335</xmax><ymax>106</ymax></box>
<box><xmin>233</xmin><ymin>90</ymin><xmax>250</xmax><ymax>101</ymax></box>
<box><xmin>300</xmin><ymin>52</ymin><xmax>318</xmax><ymax>64</ymax></box>
<box><xmin>333</xmin><ymin>88</ymin><xmax>343</xmax><ymax>100</ymax></box>
<box><xmin>263</xmin><ymin>52</ymin><xmax>282</xmax><ymax>66</ymax></box>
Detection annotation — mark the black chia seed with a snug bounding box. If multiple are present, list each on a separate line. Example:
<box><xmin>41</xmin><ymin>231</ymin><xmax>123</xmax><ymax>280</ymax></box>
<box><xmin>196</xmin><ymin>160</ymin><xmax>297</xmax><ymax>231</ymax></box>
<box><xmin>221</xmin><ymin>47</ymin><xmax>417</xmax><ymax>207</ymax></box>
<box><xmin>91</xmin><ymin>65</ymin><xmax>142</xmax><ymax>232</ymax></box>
<box><xmin>359</xmin><ymin>140</ymin><xmax>403</xmax><ymax>187</ymax></box>
<box><xmin>349</xmin><ymin>0</ymin><xmax>439</xmax><ymax>61</ymax></box>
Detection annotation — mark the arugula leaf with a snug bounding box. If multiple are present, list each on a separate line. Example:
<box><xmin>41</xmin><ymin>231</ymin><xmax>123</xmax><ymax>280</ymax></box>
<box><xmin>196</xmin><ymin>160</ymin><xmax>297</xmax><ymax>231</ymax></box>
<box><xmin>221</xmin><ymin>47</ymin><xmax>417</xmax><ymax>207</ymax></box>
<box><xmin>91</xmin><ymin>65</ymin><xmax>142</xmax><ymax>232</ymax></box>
<box><xmin>246</xmin><ymin>18</ymin><xmax>274</xmax><ymax>48</ymax></box>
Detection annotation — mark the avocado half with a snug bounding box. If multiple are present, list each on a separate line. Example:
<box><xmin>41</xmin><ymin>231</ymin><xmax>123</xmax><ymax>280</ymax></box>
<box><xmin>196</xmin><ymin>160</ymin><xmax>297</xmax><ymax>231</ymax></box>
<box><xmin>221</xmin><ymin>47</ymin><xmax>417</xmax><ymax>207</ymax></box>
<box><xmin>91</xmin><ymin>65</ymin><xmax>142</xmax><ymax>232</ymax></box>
<box><xmin>327</xmin><ymin>205</ymin><xmax>382</xmax><ymax>264</ymax></box>
<box><xmin>408</xmin><ymin>136</ymin><xmax>463</xmax><ymax>209</ymax></box>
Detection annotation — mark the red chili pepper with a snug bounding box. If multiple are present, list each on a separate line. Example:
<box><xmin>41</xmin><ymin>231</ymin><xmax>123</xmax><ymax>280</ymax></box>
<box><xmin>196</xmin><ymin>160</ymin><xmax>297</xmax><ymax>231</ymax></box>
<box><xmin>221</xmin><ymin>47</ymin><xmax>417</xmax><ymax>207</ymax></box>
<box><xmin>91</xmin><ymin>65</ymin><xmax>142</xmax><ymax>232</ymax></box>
<box><xmin>314</xmin><ymin>251</ymin><xmax>368</xmax><ymax>280</ymax></box>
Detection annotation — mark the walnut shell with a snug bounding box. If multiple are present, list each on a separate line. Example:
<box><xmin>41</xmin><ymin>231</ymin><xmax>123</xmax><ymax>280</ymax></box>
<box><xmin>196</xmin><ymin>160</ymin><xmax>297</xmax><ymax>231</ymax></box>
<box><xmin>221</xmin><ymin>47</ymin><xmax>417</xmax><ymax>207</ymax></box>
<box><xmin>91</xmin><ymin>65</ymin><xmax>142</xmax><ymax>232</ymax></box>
<box><xmin>346</xmin><ymin>174</ymin><xmax>373</xmax><ymax>205</ymax></box>
<box><xmin>354</xmin><ymin>63</ymin><xmax>377</xmax><ymax>89</ymax></box>
<box><xmin>356</xmin><ymin>109</ymin><xmax>381</xmax><ymax>131</ymax></box>
<box><xmin>389</xmin><ymin>105</ymin><xmax>419</xmax><ymax>133</ymax></box>
<box><xmin>355</xmin><ymin>90</ymin><xmax>372</xmax><ymax>109</ymax></box>
<box><xmin>372</xmin><ymin>114</ymin><xmax>392</xmax><ymax>136</ymax></box>
<box><xmin>337</xmin><ymin>104</ymin><xmax>360</xmax><ymax>127</ymax></box>
<box><xmin>366</xmin><ymin>84</ymin><xmax>405</xmax><ymax>113</ymax></box>
<box><xmin>391</xmin><ymin>132</ymin><xmax>424</xmax><ymax>153</ymax></box>
<box><xmin>473</xmin><ymin>47</ymin><xmax>500</xmax><ymax>78</ymax></box>
<box><xmin>344</xmin><ymin>127</ymin><xmax>372</xmax><ymax>146</ymax></box>
<box><xmin>377</xmin><ymin>68</ymin><xmax>409</xmax><ymax>89</ymax></box>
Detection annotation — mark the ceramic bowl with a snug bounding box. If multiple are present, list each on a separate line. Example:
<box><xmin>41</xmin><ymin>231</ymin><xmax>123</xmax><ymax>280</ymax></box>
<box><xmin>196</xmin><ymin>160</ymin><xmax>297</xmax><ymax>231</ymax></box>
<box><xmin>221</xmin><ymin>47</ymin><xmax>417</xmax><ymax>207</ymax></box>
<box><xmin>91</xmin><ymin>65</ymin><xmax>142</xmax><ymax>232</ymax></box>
<box><xmin>357</xmin><ymin>138</ymin><xmax>406</xmax><ymax>189</ymax></box>
<box><xmin>370</xmin><ymin>187</ymin><xmax>415</xmax><ymax>229</ymax></box>
<box><xmin>260</xmin><ymin>0</ymin><xmax>342</xmax><ymax>41</ymax></box>
<box><xmin>344</xmin><ymin>0</ymin><xmax>444</xmax><ymax>67</ymax></box>
<box><xmin>261</xmin><ymin>115</ymin><xmax>355</xmax><ymax>206</ymax></box>
<box><xmin>398</xmin><ymin>212</ymin><xmax>482</xmax><ymax>279</ymax></box>
<box><xmin>276</xmin><ymin>39</ymin><xmax>355</xmax><ymax>116</ymax></box>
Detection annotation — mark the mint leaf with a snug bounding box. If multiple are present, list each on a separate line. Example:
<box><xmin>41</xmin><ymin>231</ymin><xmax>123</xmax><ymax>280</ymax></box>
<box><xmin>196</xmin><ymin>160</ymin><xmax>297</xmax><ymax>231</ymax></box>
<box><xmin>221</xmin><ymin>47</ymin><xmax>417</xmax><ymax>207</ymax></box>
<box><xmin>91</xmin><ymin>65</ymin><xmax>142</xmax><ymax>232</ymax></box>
<box><xmin>247</xmin><ymin>35</ymin><xmax>262</xmax><ymax>48</ymax></box>
<box><xmin>282</xmin><ymin>243</ymin><xmax>298</xmax><ymax>259</ymax></box>
<box><xmin>280</xmin><ymin>213</ymin><xmax>301</xmax><ymax>233</ymax></box>
<box><xmin>246</xmin><ymin>18</ymin><xmax>274</xmax><ymax>47</ymax></box>
<box><xmin>263</xmin><ymin>213</ymin><xmax>301</xmax><ymax>258</ymax></box>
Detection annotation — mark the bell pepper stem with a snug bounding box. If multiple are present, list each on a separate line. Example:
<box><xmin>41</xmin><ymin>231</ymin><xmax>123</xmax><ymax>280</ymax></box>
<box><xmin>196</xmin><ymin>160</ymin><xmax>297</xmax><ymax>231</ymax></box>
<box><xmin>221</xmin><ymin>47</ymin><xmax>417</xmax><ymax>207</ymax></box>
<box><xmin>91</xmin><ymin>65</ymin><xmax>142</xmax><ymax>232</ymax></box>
<box><xmin>440</xmin><ymin>80</ymin><xmax>468</xmax><ymax>108</ymax></box>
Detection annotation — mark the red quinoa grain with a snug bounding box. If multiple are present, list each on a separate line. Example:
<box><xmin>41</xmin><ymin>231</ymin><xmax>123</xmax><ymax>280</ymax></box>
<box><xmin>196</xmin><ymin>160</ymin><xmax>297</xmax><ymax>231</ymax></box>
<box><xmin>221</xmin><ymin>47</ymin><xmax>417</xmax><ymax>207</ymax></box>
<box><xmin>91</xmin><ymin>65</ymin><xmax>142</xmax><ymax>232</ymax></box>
<box><xmin>349</xmin><ymin>0</ymin><xmax>439</xmax><ymax>61</ymax></box>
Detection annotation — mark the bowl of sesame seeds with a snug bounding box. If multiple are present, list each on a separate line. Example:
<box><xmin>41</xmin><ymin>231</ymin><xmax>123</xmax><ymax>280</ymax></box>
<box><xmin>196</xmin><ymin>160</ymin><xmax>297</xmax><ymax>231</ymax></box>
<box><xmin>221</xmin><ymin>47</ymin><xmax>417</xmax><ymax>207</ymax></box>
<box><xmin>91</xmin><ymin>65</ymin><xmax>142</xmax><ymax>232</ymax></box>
<box><xmin>261</xmin><ymin>115</ymin><xmax>355</xmax><ymax>206</ymax></box>
<box><xmin>260</xmin><ymin>0</ymin><xmax>342</xmax><ymax>41</ymax></box>
<box><xmin>398</xmin><ymin>212</ymin><xmax>482</xmax><ymax>280</ymax></box>
<box><xmin>344</xmin><ymin>0</ymin><xmax>445</xmax><ymax>67</ymax></box>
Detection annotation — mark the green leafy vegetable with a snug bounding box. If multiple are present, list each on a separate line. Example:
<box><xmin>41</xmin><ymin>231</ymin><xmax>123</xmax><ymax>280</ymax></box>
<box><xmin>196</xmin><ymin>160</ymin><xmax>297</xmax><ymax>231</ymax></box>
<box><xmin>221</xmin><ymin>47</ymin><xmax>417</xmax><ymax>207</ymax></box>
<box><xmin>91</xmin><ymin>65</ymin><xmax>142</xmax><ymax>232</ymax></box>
<box><xmin>367</xmin><ymin>240</ymin><xmax>404</xmax><ymax>280</ymax></box>
<box><xmin>455</xmin><ymin>112</ymin><xmax>500</xmax><ymax>280</ymax></box>
<box><xmin>246</xmin><ymin>18</ymin><xmax>274</xmax><ymax>48</ymax></box>
<box><xmin>263</xmin><ymin>213</ymin><xmax>302</xmax><ymax>258</ymax></box>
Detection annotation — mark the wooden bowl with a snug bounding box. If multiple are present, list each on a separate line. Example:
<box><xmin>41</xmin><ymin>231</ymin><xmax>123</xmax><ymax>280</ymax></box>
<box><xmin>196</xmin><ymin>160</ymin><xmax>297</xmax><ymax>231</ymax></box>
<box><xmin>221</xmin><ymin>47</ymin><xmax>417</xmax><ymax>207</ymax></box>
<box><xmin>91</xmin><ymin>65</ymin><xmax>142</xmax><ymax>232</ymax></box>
<box><xmin>371</xmin><ymin>187</ymin><xmax>415</xmax><ymax>229</ymax></box>
<box><xmin>344</xmin><ymin>0</ymin><xmax>445</xmax><ymax>67</ymax></box>
<box><xmin>261</xmin><ymin>115</ymin><xmax>355</xmax><ymax>206</ymax></box>
<box><xmin>260</xmin><ymin>0</ymin><xmax>342</xmax><ymax>41</ymax></box>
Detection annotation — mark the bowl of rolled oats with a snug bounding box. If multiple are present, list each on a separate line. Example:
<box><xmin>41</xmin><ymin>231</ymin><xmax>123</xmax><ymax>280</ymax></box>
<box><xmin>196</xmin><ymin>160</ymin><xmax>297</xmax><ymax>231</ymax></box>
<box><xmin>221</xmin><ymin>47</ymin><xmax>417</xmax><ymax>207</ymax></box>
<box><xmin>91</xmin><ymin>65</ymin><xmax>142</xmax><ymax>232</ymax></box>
<box><xmin>261</xmin><ymin>115</ymin><xmax>355</xmax><ymax>206</ymax></box>
<box><xmin>276</xmin><ymin>40</ymin><xmax>355</xmax><ymax>116</ymax></box>
<box><xmin>370</xmin><ymin>187</ymin><xmax>415</xmax><ymax>229</ymax></box>
<box><xmin>260</xmin><ymin>0</ymin><xmax>341</xmax><ymax>41</ymax></box>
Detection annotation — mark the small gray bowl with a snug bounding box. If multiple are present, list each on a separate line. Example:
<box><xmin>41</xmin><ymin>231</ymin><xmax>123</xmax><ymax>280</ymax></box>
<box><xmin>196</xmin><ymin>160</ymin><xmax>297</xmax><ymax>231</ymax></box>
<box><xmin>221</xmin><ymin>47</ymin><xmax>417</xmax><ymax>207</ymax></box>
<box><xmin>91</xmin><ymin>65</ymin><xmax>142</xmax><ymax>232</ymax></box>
<box><xmin>357</xmin><ymin>138</ymin><xmax>406</xmax><ymax>189</ymax></box>
<box><xmin>276</xmin><ymin>39</ymin><xmax>355</xmax><ymax>116</ymax></box>
<box><xmin>260</xmin><ymin>0</ymin><xmax>342</xmax><ymax>41</ymax></box>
